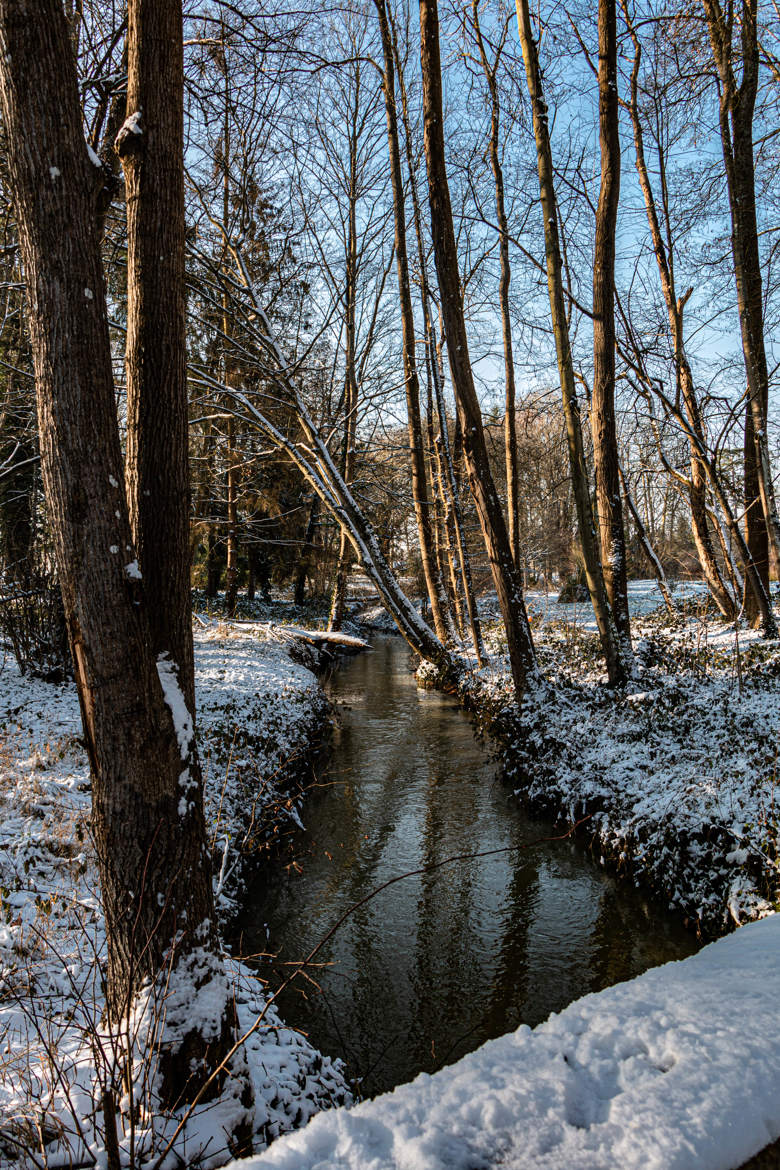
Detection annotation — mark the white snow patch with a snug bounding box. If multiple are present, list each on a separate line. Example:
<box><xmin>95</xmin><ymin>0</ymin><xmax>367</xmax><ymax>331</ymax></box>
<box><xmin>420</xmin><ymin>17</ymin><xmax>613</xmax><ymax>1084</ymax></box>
<box><xmin>156</xmin><ymin>653</ymin><xmax>194</xmax><ymax>762</ymax></box>
<box><xmin>49</xmin><ymin>166</ymin><xmax>60</xmax><ymax>179</ymax></box>
<box><xmin>125</xmin><ymin>559</ymin><xmax>142</xmax><ymax>580</ymax></box>
<box><xmin>238</xmin><ymin>916</ymin><xmax>780</xmax><ymax>1170</ymax></box>
<box><xmin>118</xmin><ymin>110</ymin><xmax>143</xmax><ymax>137</ymax></box>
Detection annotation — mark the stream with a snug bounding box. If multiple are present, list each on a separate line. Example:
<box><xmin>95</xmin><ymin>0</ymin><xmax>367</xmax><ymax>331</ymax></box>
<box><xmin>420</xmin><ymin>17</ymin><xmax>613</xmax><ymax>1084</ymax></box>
<box><xmin>238</xmin><ymin>635</ymin><xmax>700</xmax><ymax>1099</ymax></box>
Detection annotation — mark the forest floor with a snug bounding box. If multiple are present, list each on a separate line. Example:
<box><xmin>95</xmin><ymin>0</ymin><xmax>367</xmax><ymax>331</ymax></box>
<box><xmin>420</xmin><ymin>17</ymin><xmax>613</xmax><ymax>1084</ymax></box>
<box><xmin>0</xmin><ymin>619</ymin><xmax>350</xmax><ymax>1169</ymax></box>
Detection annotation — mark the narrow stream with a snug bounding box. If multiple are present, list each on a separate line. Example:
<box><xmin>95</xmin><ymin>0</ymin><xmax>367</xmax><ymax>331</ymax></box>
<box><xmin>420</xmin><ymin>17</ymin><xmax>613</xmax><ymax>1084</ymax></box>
<box><xmin>238</xmin><ymin>635</ymin><xmax>700</xmax><ymax>1098</ymax></box>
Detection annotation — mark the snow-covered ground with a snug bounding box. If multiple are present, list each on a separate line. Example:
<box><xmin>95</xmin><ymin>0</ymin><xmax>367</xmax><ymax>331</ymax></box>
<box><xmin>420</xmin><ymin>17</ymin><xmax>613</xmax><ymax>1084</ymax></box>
<box><xmin>0</xmin><ymin>622</ymin><xmax>349</xmax><ymax>1168</ymax></box>
<box><xmin>232</xmin><ymin>913</ymin><xmax>780</xmax><ymax>1170</ymax></box>
<box><xmin>4</xmin><ymin>586</ymin><xmax>780</xmax><ymax>1169</ymax></box>
<box><xmin>454</xmin><ymin>581</ymin><xmax>780</xmax><ymax>933</ymax></box>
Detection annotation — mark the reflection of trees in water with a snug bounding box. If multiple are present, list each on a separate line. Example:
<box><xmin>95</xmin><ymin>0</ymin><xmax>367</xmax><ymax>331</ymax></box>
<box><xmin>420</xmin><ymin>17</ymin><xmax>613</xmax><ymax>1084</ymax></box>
<box><xmin>237</xmin><ymin>639</ymin><xmax>699</xmax><ymax>1100</ymax></box>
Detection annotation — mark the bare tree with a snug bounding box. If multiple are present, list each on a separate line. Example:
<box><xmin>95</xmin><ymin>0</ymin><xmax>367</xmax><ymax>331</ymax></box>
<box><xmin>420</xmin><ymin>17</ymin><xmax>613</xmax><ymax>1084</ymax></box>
<box><xmin>703</xmin><ymin>0</ymin><xmax>780</xmax><ymax>621</ymax></box>
<box><xmin>515</xmin><ymin>0</ymin><xmax>629</xmax><ymax>685</ymax></box>
<box><xmin>592</xmin><ymin>0</ymin><xmax>632</xmax><ymax>652</ymax></box>
<box><xmin>419</xmin><ymin>0</ymin><xmax>538</xmax><ymax>699</ymax></box>
<box><xmin>0</xmin><ymin>0</ymin><xmax>251</xmax><ymax>1131</ymax></box>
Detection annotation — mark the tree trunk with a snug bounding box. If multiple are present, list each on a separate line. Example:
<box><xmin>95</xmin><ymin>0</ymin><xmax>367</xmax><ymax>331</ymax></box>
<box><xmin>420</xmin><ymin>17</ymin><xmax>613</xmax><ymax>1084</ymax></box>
<box><xmin>388</xmin><ymin>11</ymin><xmax>485</xmax><ymax>664</ymax></box>
<box><xmin>619</xmin><ymin>466</ymin><xmax>674</xmax><ymax>614</ymax></box>
<box><xmin>294</xmin><ymin>494</ymin><xmax>320</xmax><ymax>606</ymax></box>
<box><xmin>117</xmin><ymin>0</ymin><xmax>196</xmax><ymax>709</ymax></box>
<box><xmin>515</xmin><ymin>0</ymin><xmax>629</xmax><ymax>685</ymax></box>
<box><xmin>224</xmin><ymin>417</ymin><xmax>240</xmax><ymax>617</ymax></box>
<box><xmin>592</xmin><ymin>0</ymin><xmax>632</xmax><ymax>653</ymax></box>
<box><xmin>419</xmin><ymin>0</ymin><xmax>537</xmax><ymax>699</ymax></box>
<box><xmin>0</xmin><ymin>0</ymin><xmax>249</xmax><ymax>1130</ymax></box>
<box><xmin>703</xmin><ymin>0</ymin><xmax>779</xmax><ymax>618</ymax></box>
<box><xmin>329</xmin><ymin>93</ymin><xmax>360</xmax><ymax>634</ymax></box>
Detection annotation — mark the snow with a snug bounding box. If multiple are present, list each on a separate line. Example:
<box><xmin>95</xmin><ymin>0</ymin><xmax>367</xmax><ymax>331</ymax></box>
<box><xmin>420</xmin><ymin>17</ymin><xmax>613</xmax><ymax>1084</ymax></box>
<box><xmin>156</xmin><ymin>651</ymin><xmax>194</xmax><ymax>762</ymax></box>
<box><xmin>125</xmin><ymin>557</ymin><xmax>142</xmax><ymax>579</ymax></box>
<box><xmin>118</xmin><ymin>109</ymin><xmax>143</xmax><ymax>137</ymax></box>
<box><xmin>234</xmin><ymin>915</ymin><xmax>780</xmax><ymax>1170</ymax></box>
<box><xmin>4</xmin><ymin>586</ymin><xmax>780</xmax><ymax>1169</ymax></box>
<box><xmin>0</xmin><ymin>623</ymin><xmax>349</xmax><ymax>1167</ymax></box>
<box><xmin>453</xmin><ymin>580</ymin><xmax>780</xmax><ymax>931</ymax></box>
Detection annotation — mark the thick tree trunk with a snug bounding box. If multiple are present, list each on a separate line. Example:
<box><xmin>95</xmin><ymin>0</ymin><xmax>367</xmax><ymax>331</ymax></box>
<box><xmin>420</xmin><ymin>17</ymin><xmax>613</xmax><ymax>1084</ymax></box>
<box><xmin>419</xmin><ymin>0</ymin><xmax>537</xmax><ymax>699</ymax></box>
<box><xmin>117</xmin><ymin>0</ymin><xmax>196</xmax><ymax>709</ymax></box>
<box><xmin>0</xmin><ymin>0</ymin><xmax>248</xmax><ymax>1128</ymax></box>
<box><xmin>515</xmin><ymin>0</ymin><xmax>629</xmax><ymax>685</ymax></box>
<box><xmin>592</xmin><ymin>0</ymin><xmax>631</xmax><ymax>653</ymax></box>
<box><xmin>375</xmin><ymin>0</ymin><xmax>453</xmax><ymax>645</ymax></box>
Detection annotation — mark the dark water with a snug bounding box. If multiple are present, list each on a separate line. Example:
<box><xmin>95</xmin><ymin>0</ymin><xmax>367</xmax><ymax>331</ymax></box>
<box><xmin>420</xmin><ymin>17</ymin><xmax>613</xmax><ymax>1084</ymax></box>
<box><xmin>238</xmin><ymin>636</ymin><xmax>700</xmax><ymax>1098</ymax></box>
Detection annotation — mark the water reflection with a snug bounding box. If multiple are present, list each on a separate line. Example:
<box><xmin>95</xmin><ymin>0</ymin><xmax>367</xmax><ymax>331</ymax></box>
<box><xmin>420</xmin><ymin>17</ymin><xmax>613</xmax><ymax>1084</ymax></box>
<box><xmin>238</xmin><ymin>636</ymin><xmax>699</xmax><ymax>1098</ymax></box>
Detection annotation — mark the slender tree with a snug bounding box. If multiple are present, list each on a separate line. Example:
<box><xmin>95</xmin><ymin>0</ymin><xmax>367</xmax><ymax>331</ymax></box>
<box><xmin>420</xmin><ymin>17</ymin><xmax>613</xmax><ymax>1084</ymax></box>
<box><xmin>515</xmin><ymin>0</ymin><xmax>629</xmax><ymax>685</ymax></box>
<box><xmin>419</xmin><ymin>0</ymin><xmax>538</xmax><ymax>699</ymax></box>
<box><xmin>592</xmin><ymin>0</ymin><xmax>632</xmax><ymax>653</ymax></box>
<box><xmin>467</xmin><ymin>0</ymin><xmax>521</xmax><ymax>566</ymax></box>
<box><xmin>374</xmin><ymin>0</ymin><xmax>454</xmax><ymax>645</ymax></box>
<box><xmin>621</xmin><ymin>0</ymin><xmax>738</xmax><ymax>620</ymax></box>
<box><xmin>702</xmin><ymin>0</ymin><xmax>780</xmax><ymax>622</ymax></box>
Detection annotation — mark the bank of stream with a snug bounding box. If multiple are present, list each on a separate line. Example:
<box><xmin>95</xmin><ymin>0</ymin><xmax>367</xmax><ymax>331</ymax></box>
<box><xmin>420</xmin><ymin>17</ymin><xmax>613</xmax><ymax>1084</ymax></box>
<box><xmin>237</xmin><ymin>635</ymin><xmax>700</xmax><ymax>1100</ymax></box>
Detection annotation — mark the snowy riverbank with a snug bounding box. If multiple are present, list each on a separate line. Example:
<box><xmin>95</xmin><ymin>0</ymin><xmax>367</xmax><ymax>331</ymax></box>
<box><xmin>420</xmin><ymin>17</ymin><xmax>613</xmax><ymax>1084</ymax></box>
<box><xmin>451</xmin><ymin>584</ymin><xmax>780</xmax><ymax>936</ymax></box>
<box><xmin>231</xmin><ymin>912</ymin><xmax>780</xmax><ymax>1170</ymax></box>
<box><xmin>0</xmin><ymin>622</ymin><xmax>350</xmax><ymax>1167</ymax></box>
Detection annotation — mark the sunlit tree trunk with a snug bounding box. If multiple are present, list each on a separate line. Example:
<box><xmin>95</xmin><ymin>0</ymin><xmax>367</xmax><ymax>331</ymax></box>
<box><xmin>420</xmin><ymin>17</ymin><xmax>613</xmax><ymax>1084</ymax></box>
<box><xmin>622</xmin><ymin>3</ymin><xmax>737</xmax><ymax>620</ymax></box>
<box><xmin>470</xmin><ymin>0</ymin><xmax>520</xmax><ymax>565</ymax></box>
<box><xmin>703</xmin><ymin>0</ymin><xmax>780</xmax><ymax>622</ymax></box>
<box><xmin>118</xmin><ymin>0</ymin><xmax>195</xmax><ymax>706</ymax></box>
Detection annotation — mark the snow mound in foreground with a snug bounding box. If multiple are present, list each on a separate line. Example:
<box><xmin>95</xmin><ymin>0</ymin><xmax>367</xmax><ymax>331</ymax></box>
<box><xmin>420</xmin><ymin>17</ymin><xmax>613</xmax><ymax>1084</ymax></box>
<box><xmin>235</xmin><ymin>914</ymin><xmax>780</xmax><ymax>1170</ymax></box>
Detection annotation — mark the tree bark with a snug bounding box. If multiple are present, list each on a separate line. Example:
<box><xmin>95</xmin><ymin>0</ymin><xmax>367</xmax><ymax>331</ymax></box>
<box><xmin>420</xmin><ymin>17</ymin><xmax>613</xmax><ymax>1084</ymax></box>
<box><xmin>470</xmin><ymin>0</ymin><xmax>520</xmax><ymax>566</ymax></box>
<box><xmin>592</xmin><ymin>0</ymin><xmax>632</xmax><ymax>653</ymax></box>
<box><xmin>0</xmin><ymin>0</ymin><xmax>249</xmax><ymax>1127</ymax></box>
<box><xmin>619</xmin><ymin>465</ymin><xmax>674</xmax><ymax>614</ymax></box>
<box><xmin>387</xmin><ymin>8</ymin><xmax>485</xmax><ymax>664</ymax></box>
<box><xmin>419</xmin><ymin>0</ymin><xmax>537</xmax><ymax>699</ymax></box>
<box><xmin>117</xmin><ymin>0</ymin><xmax>196</xmax><ymax>709</ymax></box>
